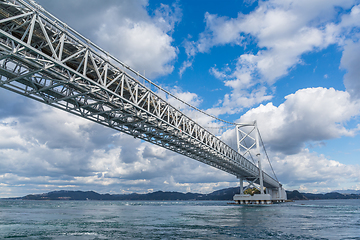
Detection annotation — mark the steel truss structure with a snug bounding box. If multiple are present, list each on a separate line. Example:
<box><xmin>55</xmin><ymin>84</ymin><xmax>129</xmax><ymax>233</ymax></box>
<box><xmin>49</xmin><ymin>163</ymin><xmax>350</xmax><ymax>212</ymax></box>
<box><xmin>236</xmin><ymin>122</ymin><xmax>267</xmax><ymax>194</ymax></box>
<box><xmin>0</xmin><ymin>0</ymin><xmax>280</xmax><ymax>189</ymax></box>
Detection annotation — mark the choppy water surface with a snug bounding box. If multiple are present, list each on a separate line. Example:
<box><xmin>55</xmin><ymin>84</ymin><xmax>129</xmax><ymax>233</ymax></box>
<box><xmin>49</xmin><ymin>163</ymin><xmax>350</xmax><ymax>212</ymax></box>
<box><xmin>0</xmin><ymin>199</ymin><xmax>359</xmax><ymax>239</ymax></box>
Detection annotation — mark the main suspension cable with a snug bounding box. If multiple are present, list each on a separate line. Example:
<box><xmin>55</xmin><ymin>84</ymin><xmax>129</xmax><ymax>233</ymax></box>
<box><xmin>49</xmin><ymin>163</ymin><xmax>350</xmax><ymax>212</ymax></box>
<box><xmin>257</xmin><ymin>128</ymin><xmax>278</xmax><ymax>182</ymax></box>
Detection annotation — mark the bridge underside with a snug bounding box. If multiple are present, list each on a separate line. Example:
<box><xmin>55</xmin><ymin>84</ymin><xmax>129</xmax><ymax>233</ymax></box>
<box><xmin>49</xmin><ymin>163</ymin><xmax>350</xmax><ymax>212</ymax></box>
<box><xmin>0</xmin><ymin>0</ymin><xmax>282</xmax><ymax>191</ymax></box>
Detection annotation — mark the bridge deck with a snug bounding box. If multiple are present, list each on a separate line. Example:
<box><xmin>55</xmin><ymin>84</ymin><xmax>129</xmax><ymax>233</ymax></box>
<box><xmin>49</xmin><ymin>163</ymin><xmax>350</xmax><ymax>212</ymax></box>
<box><xmin>0</xmin><ymin>0</ymin><xmax>280</xmax><ymax>189</ymax></box>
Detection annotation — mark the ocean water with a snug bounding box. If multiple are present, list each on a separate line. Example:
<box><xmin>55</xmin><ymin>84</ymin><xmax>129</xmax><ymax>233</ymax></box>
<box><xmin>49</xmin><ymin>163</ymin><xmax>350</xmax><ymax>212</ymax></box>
<box><xmin>0</xmin><ymin>199</ymin><xmax>359</xmax><ymax>239</ymax></box>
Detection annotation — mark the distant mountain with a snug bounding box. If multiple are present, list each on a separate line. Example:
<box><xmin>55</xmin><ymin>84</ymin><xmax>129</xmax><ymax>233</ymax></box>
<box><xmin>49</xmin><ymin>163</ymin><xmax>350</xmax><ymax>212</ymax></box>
<box><xmin>19</xmin><ymin>188</ymin><xmax>242</xmax><ymax>201</ymax></box>
<box><xmin>285</xmin><ymin>190</ymin><xmax>308</xmax><ymax>200</ymax></box>
<box><xmin>285</xmin><ymin>190</ymin><xmax>360</xmax><ymax>200</ymax></box>
<box><xmin>6</xmin><ymin>188</ymin><xmax>360</xmax><ymax>201</ymax></box>
<box><xmin>333</xmin><ymin>190</ymin><xmax>360</xmax><ymax>195</ymax></box>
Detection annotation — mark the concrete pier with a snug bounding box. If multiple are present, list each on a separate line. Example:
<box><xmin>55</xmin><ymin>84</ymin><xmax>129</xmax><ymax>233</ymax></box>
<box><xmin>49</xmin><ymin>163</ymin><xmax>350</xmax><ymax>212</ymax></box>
<box><xmin>233</xmin><ymin>187</ymin><xmax>287</xmax><ymax>204</ymax></box>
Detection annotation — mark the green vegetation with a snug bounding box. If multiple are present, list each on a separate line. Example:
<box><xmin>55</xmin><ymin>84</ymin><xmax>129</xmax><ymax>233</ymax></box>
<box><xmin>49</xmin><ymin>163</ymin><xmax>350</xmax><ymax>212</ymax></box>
<box><xmin>243</xmin><ymin>187</ymin><xmax>261</xmax><ymax>196</ymax></box>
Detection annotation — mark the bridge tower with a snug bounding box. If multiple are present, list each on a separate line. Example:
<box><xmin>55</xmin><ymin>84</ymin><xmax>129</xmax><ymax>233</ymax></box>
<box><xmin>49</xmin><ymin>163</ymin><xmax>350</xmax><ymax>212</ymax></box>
<box><xmin>233</xmin><ymin>122</ymin><xmax>287</xmax><ymax>204</ymax></box>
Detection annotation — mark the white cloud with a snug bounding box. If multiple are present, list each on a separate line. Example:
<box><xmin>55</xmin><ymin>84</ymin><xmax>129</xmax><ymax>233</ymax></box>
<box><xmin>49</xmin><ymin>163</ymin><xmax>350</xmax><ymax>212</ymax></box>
<box><xmin>0</xmin><ymin>90</ymin><xmax>236</xmax><ymax>197</ymax></box>
<box><xmin>161</xmin><ymin>86</ymin><xmax>203</xmax><ymax>110</ymax></box>
<box><xmin>93</xmin><ymin>2</ymin><xmax>181</xmax><ymax>78</ymax></box>
<box><xmin>239</xmin><ymin>87</ymin><xmax>360</xmax><ymax>154</ymax></box>
<box><xmin>195</xmin><ymin>0</ymin><xmax>356</xmax><ymax>53</ymax></box>
<box><xmin>207</xmin><ymin>85</ymin><xmax>273</xmax><ymax>116</ymax></box>
<box><xmin>183</xmin><ymin>1</ymin><xmax>360</xmax><ymax>114</ymax></box>
<box><xmin>179</xmin><ymin>59</ymin><xmax>193</xmax><ymax>77</ymax></box>
<box><xmin>341</xmin><ymin>39</ymin><xmax>360</xmax><ymax>99</ymax></box>
<box><xmin>36</xmin><ymin>0</ymin><xmax>181</xmax><ymax>79</ymax></box>
<box><xmin>272</xmin><ymin>149</ymin><xmax>360</xmax><ymax>192</ymax></box>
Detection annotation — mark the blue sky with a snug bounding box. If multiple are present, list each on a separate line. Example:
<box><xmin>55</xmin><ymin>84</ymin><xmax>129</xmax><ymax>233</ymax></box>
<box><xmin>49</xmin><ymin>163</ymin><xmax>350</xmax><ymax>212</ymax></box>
<box><xmin>0</xmin><ymin>0</ymin><xmax>360</xmax><ymax>197</ymax></box>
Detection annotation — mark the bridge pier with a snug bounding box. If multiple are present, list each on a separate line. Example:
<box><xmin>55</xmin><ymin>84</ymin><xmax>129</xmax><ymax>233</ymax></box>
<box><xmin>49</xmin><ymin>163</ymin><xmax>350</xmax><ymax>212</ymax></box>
<box><xmin>233</xmin><ymin>186</ymin><xmax>287</xmax><ymax>204</ymax></box>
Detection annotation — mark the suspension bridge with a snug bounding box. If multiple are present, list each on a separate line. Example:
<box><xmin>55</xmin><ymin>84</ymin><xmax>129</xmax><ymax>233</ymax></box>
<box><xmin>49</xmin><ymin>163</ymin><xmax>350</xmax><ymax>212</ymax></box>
<box><xmin>0</xmin><ymin>0</ymin><xmax>286</xmax><ymax>204</ymax></box>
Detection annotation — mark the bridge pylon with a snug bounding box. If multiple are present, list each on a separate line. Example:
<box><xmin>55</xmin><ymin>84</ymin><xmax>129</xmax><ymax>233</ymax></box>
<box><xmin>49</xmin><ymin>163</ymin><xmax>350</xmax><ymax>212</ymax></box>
<box><xmin>233</xmin><ymin>121</ymin><xmax>287</xmax><ymax>204</ymax></box>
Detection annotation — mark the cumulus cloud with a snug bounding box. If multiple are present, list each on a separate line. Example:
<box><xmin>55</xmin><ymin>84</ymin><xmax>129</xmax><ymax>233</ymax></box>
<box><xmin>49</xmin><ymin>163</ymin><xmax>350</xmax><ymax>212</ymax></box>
<box><xmin>272</xmin><ymin>149</ymin><xmax>360</xmax><ymax>192</ymax></box>
<box><xmin>94</xmin><ymin>3</ymin><xmax>181</xmax><ymax>78</ymax></box>
<box><xmin>341</xmin><ymin>39</ymin><xmax>360</xmax><ymax>99</ymax></box>
<box><xmin>217</xmin><ymin>86</ymin><xmax>360</xmax><ymax>192</ymax></box>
<box><xmin>36</xmin><ymin>0</ymin><xmax>181</xmax><ymax>78</ymax></box>
<box><xmin>0</xmin><ymin>89</ymin><xmax>236</xmax><ymax>197</ymax></box>
<box><xmin>239</xmin><ymin>87</ymin><xmax>360</xmax><ymax>154</ymax></box>
<box><xmin>181</xmin><ymin>1</ymin><xmax>360</xmax><ymax>114</ymax></box>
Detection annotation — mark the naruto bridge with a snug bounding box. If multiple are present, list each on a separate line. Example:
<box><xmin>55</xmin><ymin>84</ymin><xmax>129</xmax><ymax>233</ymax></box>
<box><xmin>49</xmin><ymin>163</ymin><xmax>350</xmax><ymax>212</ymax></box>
<box><xmin>0</xmin><ymin>0</ymin><xmax>286</xmax><ymax>204</ymax></box>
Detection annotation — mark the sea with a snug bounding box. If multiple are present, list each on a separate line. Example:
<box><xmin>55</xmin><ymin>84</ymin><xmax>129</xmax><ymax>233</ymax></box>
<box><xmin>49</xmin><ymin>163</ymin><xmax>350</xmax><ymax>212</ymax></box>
<box><xmin>0</xmin><ymin>199</ymin><xmax>359</xmax><ymax>240</ymax></box>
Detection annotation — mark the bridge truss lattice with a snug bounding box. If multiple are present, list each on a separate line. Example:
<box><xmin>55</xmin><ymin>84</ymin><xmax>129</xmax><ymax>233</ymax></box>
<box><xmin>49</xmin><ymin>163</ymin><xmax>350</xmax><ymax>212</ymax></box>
<box><xmin>0</xmin><ymin>0</ymin><xmax>280</xmax><ymax>189</ymax></box>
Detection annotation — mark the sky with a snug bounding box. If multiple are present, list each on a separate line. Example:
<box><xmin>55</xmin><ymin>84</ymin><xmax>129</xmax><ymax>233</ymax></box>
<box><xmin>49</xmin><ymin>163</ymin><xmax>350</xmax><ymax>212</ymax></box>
<box><xmin>0</xmin><ymin>0</ymin><xmax>360</xmax><ymax>197</ymax></box>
